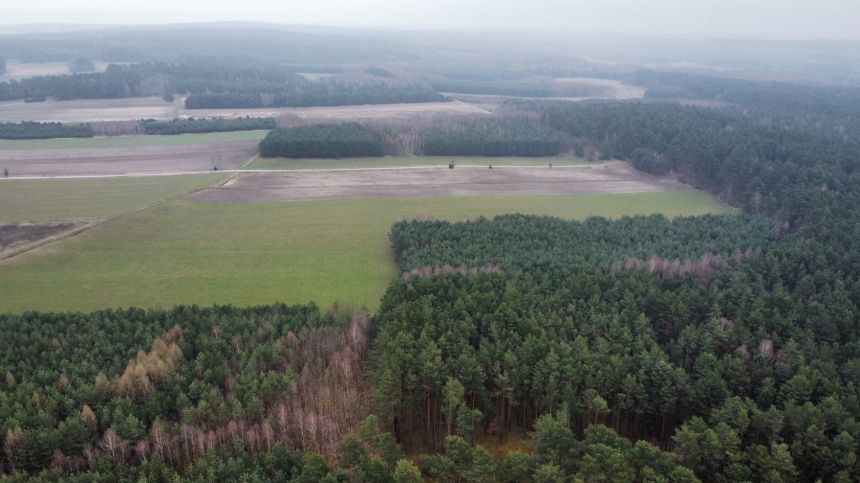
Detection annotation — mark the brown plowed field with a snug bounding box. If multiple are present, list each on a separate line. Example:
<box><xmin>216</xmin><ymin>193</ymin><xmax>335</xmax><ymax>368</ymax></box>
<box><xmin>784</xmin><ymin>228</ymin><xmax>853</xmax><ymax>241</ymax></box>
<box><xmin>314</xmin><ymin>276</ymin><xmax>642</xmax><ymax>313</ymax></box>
<box><xmin>187</xmin><ymin>162</ymin><xmax>687</xmax><ymax>203</ymax></box>
<box><xmin>0</xmin><ymin>141</ymin><xmax>258</xmax><ymax>176</ymax></box>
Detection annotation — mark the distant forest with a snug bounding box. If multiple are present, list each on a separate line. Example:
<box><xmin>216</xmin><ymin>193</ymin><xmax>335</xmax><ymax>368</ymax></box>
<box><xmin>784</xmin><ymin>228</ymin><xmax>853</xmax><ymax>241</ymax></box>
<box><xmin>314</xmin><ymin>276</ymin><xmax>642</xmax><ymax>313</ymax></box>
<box><xmin>0</xmin><ymin>61</ymin><xmax>445</xmax><ymax>108</ymax></box>
<box><xmin>3</xmin><ymin>27</ymin><xmax>860</xmax><ymax>483</ymax></box>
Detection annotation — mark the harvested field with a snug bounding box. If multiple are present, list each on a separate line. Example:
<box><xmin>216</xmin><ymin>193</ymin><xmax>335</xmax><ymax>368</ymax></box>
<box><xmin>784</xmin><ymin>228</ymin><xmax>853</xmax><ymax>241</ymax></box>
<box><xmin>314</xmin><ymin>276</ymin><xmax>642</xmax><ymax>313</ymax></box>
<box><xmin>0</xmin><ymin>221</ymin><xmax>93</xmax><ymax>259</ymax></box>
<box><xmin>188</xmin><ymin>162</ymin><xmax>687</xmax><ymax>203</ymax></box>
<box><xmin>0</xmin><ymin>141</ymin><xmax>257</xmax><ymax>176</ymax></box>
<box><xmin>0</xmin><ymin>97</ymin><xmax>177</xmax><ymax>123</ymax></box>
<box><xmin>1</xmin><ymin>222</ymin><xmax>77</xmax><ymax>250</ymax></box>
<box><xmin>180</xmin><ymin>100</ymin><xmax>490</xmax><ymax>123</ymax></box>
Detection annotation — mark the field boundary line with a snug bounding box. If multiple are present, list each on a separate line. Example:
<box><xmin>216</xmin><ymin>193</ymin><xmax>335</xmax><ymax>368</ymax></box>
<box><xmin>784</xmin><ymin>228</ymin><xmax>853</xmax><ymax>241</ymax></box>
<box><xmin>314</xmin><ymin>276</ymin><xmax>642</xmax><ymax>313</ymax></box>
<box><xmin>0</xmin><ymin>161</ymin><xmax>623</xmax><ymax>181</ymax></box>
<box><xmin>0</xmin><ymin>221</ymin><xmax>98</xmax><ymax>261</ymax></box>
<box><xmin>0</xmin><ymin>173</ymin><xmax>230</xmax><ymax>261</ymax></box>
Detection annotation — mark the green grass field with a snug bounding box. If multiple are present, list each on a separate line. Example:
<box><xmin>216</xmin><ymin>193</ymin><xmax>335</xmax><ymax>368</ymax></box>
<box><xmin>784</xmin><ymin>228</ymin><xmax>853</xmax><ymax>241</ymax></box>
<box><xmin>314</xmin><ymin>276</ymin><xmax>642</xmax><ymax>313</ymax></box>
<box><xmin>247</xmin><ymin>156</ymin><xmax>586</xmax><ymax>170</ymax></box>
<box><xmin>0</xmin><ymin>174</ymin><xmax>226</xmax><ymax>222</ymax></box>
<box><xmin>0</xmin><ymin>189</ymin><xmax>731</xmax><ymax>313</ymax></box>
<box><xmin>0</xmin><ymin>131</ymin><xmax>269</xmax><ymax>150</ymax></box>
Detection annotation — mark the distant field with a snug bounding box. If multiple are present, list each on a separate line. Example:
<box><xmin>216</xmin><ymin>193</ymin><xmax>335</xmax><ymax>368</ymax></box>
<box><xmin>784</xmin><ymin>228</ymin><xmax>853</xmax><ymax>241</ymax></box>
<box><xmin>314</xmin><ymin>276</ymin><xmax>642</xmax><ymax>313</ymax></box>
<box><xmin>0</xmin><ymin>141</ymin><xmax>258</xmax><ymax>177</ymax></box>
<box><xmin>0</xmin><ymin>174</ymin><xmax>225</xmax><ymax>222</ymax></box>
<box><xmin>0</xmin><ymin>59</ymin><xmax>115</xmax><ymax>81</ymax></box>
<box><xmin>247</xmin><ymin>156</ymin><xmax>585</xmax><ymax>170</ymax></box>
<box><xmin>0</xmin><ymin>131</ymin><xmax>268</xmax><ymax>150</ymax></box>
<box><xmin>0</xmin><ymin>97</ymin><xmax>177</xmax><ymax>123</ymax></box>
<box><xmin>195</xmin><ymin>163</ymin><xmax>683</xmax><ymax>202</ymax></box>
<box><xmin>178</xmin><ymin>100</ymin><xmax>489</xmax><ymax>122</ymax></box>
<box><xmin>0</xmin><ymin>191</ymin><xmax>731</xmax><ymax>313</ymax></box>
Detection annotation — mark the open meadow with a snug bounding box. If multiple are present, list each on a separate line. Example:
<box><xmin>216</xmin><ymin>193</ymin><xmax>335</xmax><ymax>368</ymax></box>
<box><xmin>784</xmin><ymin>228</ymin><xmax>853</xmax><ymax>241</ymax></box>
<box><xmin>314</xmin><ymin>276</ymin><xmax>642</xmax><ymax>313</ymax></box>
<box><xmin>0</xmin><ymin>174</ymin><xmax>225</xmax><ymax>222</ymax></box>
<box><xmin>0</xmin><ymin>183</ymin><xmax>731</xmax><ymax>313</ymax></box>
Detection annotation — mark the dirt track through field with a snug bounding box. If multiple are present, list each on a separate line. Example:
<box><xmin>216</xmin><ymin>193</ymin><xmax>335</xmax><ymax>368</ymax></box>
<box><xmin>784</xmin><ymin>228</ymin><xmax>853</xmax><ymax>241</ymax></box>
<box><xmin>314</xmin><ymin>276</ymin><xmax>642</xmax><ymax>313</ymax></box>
<box><xmin>0</xmin><ymin>141</ymin><xmax>258</xmax><ymax>176</ymax></box>
<box><xmin>186</xmin><ymin>162</ymin><xmax>688</xmax><ymax>203</ymax></box>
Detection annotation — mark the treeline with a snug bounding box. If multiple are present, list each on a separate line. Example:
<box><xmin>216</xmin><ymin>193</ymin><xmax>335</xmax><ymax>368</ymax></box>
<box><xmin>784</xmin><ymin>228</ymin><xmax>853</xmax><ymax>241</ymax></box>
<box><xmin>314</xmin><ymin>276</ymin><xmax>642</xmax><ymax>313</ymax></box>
<box><xmin>0</xmin><ymin>122</ymin><xmax>93</xmax><ymax>140</ymax></box>
<box><xmin>0</xmin><ymin>60</ymin><xmax>446</xmax><ymax>108</ymax></box>
<box><xmin>421</xmin><ymin>118</ymin><xmax>563</xmax><ymax>156</ymax></box>
<box><xmin>391</xmin><ymin>213</ymin><xmax>778</xmax><ymax>273</ymax></box>
<box><xmin>0</xmin><ymin>117</ymin><xmax>275</xmax><ymax>139</ymax></box>
<box><xmin>632</xmin><ymin>70</ymin><xmax>860</xmax><ymax>137</ymax></box>
<box><xmin>259</xmin><ymin>124</ymin><xmax>385</xmax><ymax>158</ymax></box>
<box><xmin>543</xmin><ymin>101</ymin><xmax>860</xmax><ymax>222</ymax></box>
<box><xmin>141</xmin><ymin>117</ymin><xmax>275</xmax><ymax>135</ymax></box>
<box><xmin>184</xmin><ymin>81</ymin><xmax>445</xmax><ymax>109</ymax></box>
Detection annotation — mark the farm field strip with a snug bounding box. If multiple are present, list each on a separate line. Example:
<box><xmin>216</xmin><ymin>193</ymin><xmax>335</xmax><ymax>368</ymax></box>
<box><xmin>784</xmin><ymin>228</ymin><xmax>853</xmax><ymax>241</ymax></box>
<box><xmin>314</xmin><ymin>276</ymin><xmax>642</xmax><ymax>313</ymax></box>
<box><xmin>246</xmin><ymin>155</ymin><xmax>586</xmax><ymax>170</ymax></box>
<box><xmin>0</xmin><ymin>174</ymin><xmax>227</xmax><ymax>223</ymax></box>
<box><xmin>0</xmin><ymin>98</ymin><xmax>487</xmax><ymax>124</ymax></box>
<box><xmin>0</xmin><ymin>191</ymin><xmax>732</xmax><ymax>314</ymax></box>
<box><xmin>188</xmin><ymin>162</ymin><xmax>688</xmax><ymax>202</ymax></box>
<box><xmin>0</xmin><ymin>130</ymin><xmax>269</xmax><ymax>150</ymax></box>
<box><xmin>0</xmin><ymin>141</ymin><xmax>258</xmax><ymax>176</ymax></box>
<box><xmin>0</xmin><ymin>96</ymin><xmax>178</xmax><ymax>123</ymax></box>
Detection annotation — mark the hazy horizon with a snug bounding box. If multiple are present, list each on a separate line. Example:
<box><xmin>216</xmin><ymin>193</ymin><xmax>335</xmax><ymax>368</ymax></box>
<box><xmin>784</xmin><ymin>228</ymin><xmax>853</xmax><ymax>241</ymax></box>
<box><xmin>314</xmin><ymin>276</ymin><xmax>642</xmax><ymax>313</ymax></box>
<box><xmin>2</xmin><ymin>0</ymin><xmax>860</xmax><ymax>41</ymax></box>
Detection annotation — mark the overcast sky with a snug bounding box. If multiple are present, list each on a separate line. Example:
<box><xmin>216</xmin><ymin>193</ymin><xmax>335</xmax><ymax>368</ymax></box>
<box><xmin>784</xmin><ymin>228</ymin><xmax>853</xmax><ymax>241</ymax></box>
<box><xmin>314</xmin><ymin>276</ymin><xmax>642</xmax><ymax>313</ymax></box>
<box><xmin>3</xmin><ymin>0</ymin><xmax>860</xmax><ymax>40</ymax></box>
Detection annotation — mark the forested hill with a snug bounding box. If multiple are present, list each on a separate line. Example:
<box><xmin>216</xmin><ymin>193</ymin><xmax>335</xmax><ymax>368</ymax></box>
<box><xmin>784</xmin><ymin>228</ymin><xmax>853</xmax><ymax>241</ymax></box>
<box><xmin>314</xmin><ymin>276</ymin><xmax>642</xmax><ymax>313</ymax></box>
<box><xmin>0</xmin><ymin>61</ymin><xmax>445</xmax><ymax>107</ymax></box>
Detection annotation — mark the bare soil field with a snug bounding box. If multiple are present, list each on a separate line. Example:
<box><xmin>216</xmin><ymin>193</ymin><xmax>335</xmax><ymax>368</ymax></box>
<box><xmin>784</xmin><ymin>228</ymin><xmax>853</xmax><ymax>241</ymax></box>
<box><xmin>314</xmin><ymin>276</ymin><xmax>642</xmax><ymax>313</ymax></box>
<box><xmin>0</xmin><ymin>221</ymin><xmax>94</xmax><ymax>259</ymax></box>
<box><xmin>179</xmin><ymin>100</ymin><xmax>490</xmax><ymax>122</ymax></box>
<box><xmin>187</xmin><ymin>162</ymin><xmax>688</xmax><ymax>203</ymax></box>
<box><xmin>0</xmin><ymin>97</ymin><xmax>177</xmax><ymax>123</ymax></box>
<box><xmin>0</xmin><ymin>141</ymin><xmax>257</xmax><ymax>176</ymax></box>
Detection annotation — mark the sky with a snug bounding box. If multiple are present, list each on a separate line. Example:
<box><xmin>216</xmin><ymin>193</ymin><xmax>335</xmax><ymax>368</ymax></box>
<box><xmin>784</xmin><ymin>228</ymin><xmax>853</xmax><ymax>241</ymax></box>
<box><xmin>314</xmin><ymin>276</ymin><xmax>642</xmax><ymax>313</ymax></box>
<box><xmin>2</xmin><ymin>0</ymin><xmax>860</xmax><ymax>40</ymax></box>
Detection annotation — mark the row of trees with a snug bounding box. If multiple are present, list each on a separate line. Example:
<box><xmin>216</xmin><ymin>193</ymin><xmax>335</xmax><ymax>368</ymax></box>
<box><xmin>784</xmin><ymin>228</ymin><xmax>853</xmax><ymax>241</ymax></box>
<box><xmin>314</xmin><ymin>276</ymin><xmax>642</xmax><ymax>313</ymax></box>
<box><xmin>390</xmin><ymin>213</ymin><xmax>777</xmax><ymax>272</ymax></box>
<box><xmin>183</xmin><ymin>80</ymin><xmax>445</xmax><ymax>109</ymax></box>
<box><xmin>259</xmin><ymin>124</ymin><xmax>385</xmax><ymax>158</ymax></box>
<box><xmin>0</xmin><ymin>117</ymin><xmax>275</xmax><ymax>139</ymax></box>
<box><xmin>0</xmin><ymin>122</ymin><xmax>93</xmax><ymax>140</ymax></box>
<box><xmin>421</xmin><ymin>118</ymin><xmax>563</xmax><ymax>156</ymax></box>
<box><xmin>141</xmin><ymin>117</ymin><xmax>275</xmax><ymax>135</ymax></box>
